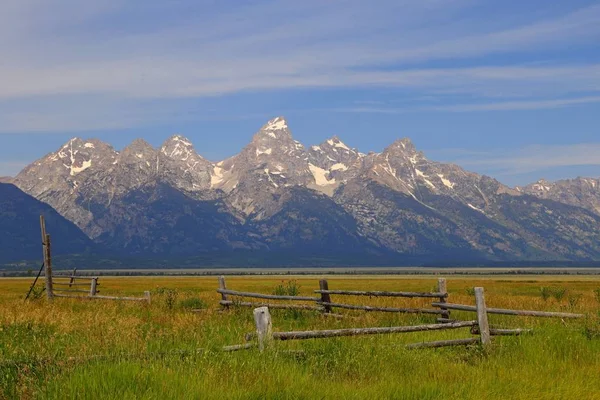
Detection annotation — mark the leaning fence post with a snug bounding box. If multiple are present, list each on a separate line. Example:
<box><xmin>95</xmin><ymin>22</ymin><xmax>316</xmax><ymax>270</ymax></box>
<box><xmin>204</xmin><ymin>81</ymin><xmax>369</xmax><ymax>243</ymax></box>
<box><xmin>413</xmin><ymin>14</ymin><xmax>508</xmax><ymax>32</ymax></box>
<box><xmin>474</xmin><ymin>287</ymin><xmax>491</xmax><ymax>346</ymax></box>
<box><xmin>253</xmin><ymin>307</ymin><xmax>272</xmax><ymax>352</ymax></box>
<box><xmin>437</xmin><ymin>278</ymin><xmax>449</xmax><ymax>321</ymax></box>
<box><xmin>89</xmin><ymin>278</ymin><xmax>98</xmax><ymax>297</ymax></box>
<box><xmin>319</xmin><ymin>279</ymin><xmax>332</xmax><ymax>313</ymax></box>
<box><xmin>69</xmin><ymin>267</ymin><xmax>77</xmax><ymax>288</ymax></box>
<box><xmin>144</xmin><ymin>291</ymin><xmax>151</xmax><ymax>304</ymax></box>
<box><xmin>218</xmin><ymin>276</ymin><xmax>229</xmax><ymax>309</ymax></box>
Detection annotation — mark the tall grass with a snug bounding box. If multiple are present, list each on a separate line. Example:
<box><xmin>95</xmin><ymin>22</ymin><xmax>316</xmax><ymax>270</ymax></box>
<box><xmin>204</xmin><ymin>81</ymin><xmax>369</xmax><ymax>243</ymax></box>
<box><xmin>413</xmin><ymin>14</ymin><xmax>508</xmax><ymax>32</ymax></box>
<box><xmin>1</xmin><ymin>276</ymin><xmax>600</xmax><ymax>399</ymax></box>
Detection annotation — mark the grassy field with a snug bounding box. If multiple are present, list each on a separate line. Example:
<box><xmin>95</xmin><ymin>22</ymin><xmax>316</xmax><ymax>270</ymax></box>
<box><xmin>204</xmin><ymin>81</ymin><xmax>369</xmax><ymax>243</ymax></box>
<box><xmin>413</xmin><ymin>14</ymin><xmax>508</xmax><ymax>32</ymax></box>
<box><xmin>1</xmin><ymin>275</ymin><xmax>599</xmax><ymax>399</ymax></box>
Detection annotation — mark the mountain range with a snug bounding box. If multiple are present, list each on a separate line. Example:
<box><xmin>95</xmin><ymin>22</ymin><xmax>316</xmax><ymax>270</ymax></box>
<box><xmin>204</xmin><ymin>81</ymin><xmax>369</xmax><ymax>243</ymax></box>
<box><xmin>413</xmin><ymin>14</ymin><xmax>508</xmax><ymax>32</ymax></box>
<box><xmin>3</xmin><ymin>116</ymin><xmax>600</xmax><ymax>266</ymax></box>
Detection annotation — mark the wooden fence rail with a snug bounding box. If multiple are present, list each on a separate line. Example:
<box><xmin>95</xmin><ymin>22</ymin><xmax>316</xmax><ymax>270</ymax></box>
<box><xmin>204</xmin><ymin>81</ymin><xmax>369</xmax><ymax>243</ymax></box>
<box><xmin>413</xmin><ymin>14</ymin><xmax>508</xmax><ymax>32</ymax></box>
<box><xmin>32</xmin><ymin>215</ymin><xmax>151</xmax><ymax>304</ymax></box>
<box><xmin>219</xmin><ymin>300</ymin><xmax>324</xmax><ymax>311</ymax></box>
<box><xmin>271</xmin><ymin>320</ymin><xmax>477</xmax><ymax>341</ymax></box>
<box><xmin>314</xmin><ymin>290</ymin><xmax>447</xmax><ymax>298</ymax></box>
<box><xmin>227</xmin><ymin>286</ymin><xmax>567</xmax><ymax>352</ymax></box>
<box><xmin>317</xmin><ymin>301</ymin><xmax>444</xmax><ymax>315</ymax></box>
<box><xmin>217</xmin><ymin>276</ymin><xmax>450</xmax><ymax>317</ymax></box>
<box><xmin>431</xmin><ymin>302</ymin><xmax>584</xmax><ymax>319</ymax></box>
<box><xmin>216</xmin><ymin>289</ymin><xmax>319</xmax><ymax>302</ymax></box>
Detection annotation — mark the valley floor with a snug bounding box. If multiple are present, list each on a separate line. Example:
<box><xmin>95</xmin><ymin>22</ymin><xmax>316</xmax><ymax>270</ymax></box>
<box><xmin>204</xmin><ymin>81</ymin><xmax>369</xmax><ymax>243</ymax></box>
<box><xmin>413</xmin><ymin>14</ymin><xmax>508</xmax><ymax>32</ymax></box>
<box><xmin>1</xmin><ymin>276</ymin><xmax>599</xmax><ymax>399</ymax></box>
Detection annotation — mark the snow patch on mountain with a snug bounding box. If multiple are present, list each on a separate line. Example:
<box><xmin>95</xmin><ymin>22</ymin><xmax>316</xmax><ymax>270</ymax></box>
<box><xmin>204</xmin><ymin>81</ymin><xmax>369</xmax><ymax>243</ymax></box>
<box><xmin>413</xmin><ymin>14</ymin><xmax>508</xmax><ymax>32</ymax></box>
<box><xmin>437</xmin><ymin>174</ymin><xmax>455</xmax><ymax>189</ymax></box>
<box><xmin>70</xmin><ymin>160</ymin><xmax>92</xmax><ymax>176</ymax></box>
<box><xmin>330</xmin><ymin>163</ymin><xmax>348</xmax><ymax>171</ymax></box>
<box><xmin>264</xmin><ymin>117</ymin><xmax>287</xmax><ymax>131</ymax></box>
<box><xmin>256</xmin><ymin>148</ymin><xmax>273</xmax><ymax>157</ymax></box>
<box><xmin>210</xmin><ymin>166</ymin><xmax>224</xmax><ymax>187</ymax></box>
<box><xmin>309</xmin><ymin>164</ymin><xmax>335</xmax><ymax>186</ymax></box>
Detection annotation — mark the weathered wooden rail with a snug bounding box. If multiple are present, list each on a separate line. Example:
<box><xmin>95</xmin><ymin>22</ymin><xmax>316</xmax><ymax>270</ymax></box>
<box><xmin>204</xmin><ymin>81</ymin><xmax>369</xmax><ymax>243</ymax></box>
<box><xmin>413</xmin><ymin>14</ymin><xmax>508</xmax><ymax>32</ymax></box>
<box><xmin>29</xmin><ymin>216</ymin><xmax>151</xmax><ymax>304</ymax></box>
<box><xmin>217</xmin><ymin>276</ymin><xmax>450</xmax><ymax>317</ymax></box>
<box><xmin>228</xmin><ymin>285</ymin><xmax>583</xmax><ymax>352</ymax></box>
<box><xmin>234</xmin><ymin>299</ymin><xmax>492</xmax><ymax>352</ymax></box>
<box><xmin>430</xmin><ymin>302</ymin><xmax>583</xmax><ymax>319</ymax></box>
<box><xmin>217</xmin><ymin>276</ymin><xmax>324</xmax><ymax>311</ymax></box>
<box><xmin>315</xmin><ymin>278</ymin><xmax>450</xmax><ymax>318</ymax></box>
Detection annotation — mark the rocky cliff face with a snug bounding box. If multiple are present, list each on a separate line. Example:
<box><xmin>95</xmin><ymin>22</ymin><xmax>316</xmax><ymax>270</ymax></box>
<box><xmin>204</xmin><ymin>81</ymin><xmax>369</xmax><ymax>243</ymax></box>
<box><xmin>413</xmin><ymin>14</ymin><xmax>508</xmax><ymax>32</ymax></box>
<box><xmin>11</xmin><ymin>117</ymin><xmax>600</xmax><ymax>264</ymax></box>
<box><xmin>518</xmin><ymin>178</ymin><xmax>600</xmax><ymax>216</ymax></box>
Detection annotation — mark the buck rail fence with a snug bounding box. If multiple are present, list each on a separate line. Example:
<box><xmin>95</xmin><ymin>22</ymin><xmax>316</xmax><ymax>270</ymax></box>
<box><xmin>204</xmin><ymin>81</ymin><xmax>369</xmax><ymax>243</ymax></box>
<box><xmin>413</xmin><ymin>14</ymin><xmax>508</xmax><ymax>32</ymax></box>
<box><xmin>227</xmin><ymin>286</ymin><xmax>585</xmax><ymax>351</ymax></box>
<box><xmin>216</xmin><ymin>276</ymin><xmax>449</xmax><ymax>317</ymax></box>
<box><xmin>28</xmin><ymin>215</ymin><xmax>151</xmax><ymax>304</ymax></box>
<box><xmin>216</xmin><ymin>276</ymin><xmax>324</xmax><ymax>312</ymax></box>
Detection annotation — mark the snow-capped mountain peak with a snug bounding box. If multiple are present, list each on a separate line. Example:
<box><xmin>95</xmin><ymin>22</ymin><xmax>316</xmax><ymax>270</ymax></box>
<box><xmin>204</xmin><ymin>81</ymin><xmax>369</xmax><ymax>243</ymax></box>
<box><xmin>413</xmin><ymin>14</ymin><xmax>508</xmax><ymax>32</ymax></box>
<box><xmin>160</xmin><ymin>134</ymin><xmax>199</xmax><ymax>162</ymax></box>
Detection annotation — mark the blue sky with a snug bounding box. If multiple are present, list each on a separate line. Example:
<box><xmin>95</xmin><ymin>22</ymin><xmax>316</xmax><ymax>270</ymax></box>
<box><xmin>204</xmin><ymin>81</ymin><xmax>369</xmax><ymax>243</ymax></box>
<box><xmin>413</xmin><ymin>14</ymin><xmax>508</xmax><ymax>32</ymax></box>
<box><xmin>1</xmin><ymin>0</ymin><xmax>599</xmax><ymax>185</ymax></box>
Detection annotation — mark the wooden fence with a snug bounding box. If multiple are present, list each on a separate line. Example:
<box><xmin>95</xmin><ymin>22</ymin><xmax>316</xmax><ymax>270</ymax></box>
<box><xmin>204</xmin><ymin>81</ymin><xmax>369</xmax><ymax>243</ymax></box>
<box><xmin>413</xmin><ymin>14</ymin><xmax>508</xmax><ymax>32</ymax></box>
<box><xmin>29</xmin><ymin>216</ymin><xmax>151</xmax><ymax>304</ymax></box>
<box><xmin>217</xmin><ymin>276</ymin><xmax>448</xmax><ymax>317</ymax></box>
<box><xmin>217</xmin><ymin>276</ymin><xmax>324</xmax><ymax>311</ymax></box>
<box><xmin>227</xmin><ymin>286</ymin><xmax>584</xmax><ymax>351</ymax></box>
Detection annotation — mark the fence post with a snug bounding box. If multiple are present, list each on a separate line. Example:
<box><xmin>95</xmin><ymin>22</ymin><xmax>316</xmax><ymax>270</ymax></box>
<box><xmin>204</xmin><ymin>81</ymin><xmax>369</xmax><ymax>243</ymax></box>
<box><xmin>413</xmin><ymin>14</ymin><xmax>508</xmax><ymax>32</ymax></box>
<box><xmin>253</xmin><ymin>307</ymin><xmax>272</xmax><ymax>352</ymax></box>
<box><xmin>474</xmin><ymin>287</ymin><xmax>491</xmax><ymax>346</ymax></box>
<box><xmin>144</xmin><ymin>291</ymin><xmax>151</xmax><ymax>304</ymax></box>
<box><xmin>218</xmin><ymin>275</ymin><xmax>229</xmax><ymax>309</ymax></box>
<box><xmin>437</xmin><ymin>278</ymin><xmax>449</xmax><ymax>321</ymax></box>
<box><xmin>44</xmin><ymin>235</ymin><xmax>54</xmax><ymax>300</ymax></box>
<box><xmin>40</xmin><ymin>216</ymin><xmax>53</xmax><ymax>300</ymax></box>
<box><xmin>89</xmin><ymin>278</ymin><xmax>98</xmax><ymax>297</ymax></box>
<box><xmin>69</xmin><ymin>267</ymin><xmax>77</xmax><ymax>288</ymax></box>
<box><xmin>319</xmin><ymin>279</ymin><xmax>332</xmax><ymax>313</ymax></box>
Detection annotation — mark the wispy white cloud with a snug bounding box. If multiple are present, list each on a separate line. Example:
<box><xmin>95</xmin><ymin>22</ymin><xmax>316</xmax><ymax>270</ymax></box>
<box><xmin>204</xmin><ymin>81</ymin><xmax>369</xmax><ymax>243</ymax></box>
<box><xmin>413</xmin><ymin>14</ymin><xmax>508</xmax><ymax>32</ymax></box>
<box><xmin>0</xmin><ymin>0</ymin><xmax>599</xmax><ymax>132</ymax></box>
<box><xmin>439</xmin><ymin>143</ymin><xmax>600</xmax><ymax>176</ymax></box>
<box><xmin>336</xmin><ymin>95</ymin><xmax>600</xmax><ymax>113</ymax></box>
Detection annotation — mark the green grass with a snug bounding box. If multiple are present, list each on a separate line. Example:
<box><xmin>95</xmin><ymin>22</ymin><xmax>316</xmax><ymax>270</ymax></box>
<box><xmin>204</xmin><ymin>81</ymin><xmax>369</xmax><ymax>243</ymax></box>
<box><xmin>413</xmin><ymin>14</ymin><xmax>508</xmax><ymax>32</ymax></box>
<box><xmin>1</xmin><ymin>276</ymin><xmax>600</xmax><ymax>399</ymax></box>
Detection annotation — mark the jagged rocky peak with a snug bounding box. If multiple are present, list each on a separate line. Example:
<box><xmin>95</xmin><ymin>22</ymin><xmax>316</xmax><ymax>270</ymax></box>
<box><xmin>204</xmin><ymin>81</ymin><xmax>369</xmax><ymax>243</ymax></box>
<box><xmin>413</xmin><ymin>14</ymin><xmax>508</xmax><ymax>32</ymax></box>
<box><xmin>120</xmin><ymin>139</ymin><xmax>157</xmax><ymax>160</ymax></box>
<box><xmin>160</xmin><ymin>134</ymin><xmax>207</xmax><ymax>163</ymax></box>
<box><xmin>21</xmin><ymin>137</ymin><xmax>118</xmax><ymax>179</ymax></box>
<box><xmin>159</xmin><ymin>134</ymin><xmax>213</xmax><ymax>194</ymax></box>
<box><xmin>521</xmin><ymin>179</ymin><xmax>552</xmax><ymax>193</ymax></box>
<box><xmin>256</xmin><ymin>116</ymin><xmax>291</xmax><ymax>139</ymax></box>
<box><xmin>384</xmin><ymin>138</ymin><xmax>419</xmax><ymax>157</ymax></box>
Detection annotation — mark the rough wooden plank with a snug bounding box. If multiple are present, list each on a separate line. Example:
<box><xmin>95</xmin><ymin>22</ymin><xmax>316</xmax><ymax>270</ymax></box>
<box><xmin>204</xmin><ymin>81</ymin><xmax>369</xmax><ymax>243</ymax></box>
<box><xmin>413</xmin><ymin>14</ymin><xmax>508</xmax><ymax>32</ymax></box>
<box><xmin>471</xmin><ymin>326</ymin><xmax>532</xmax><ymax>336</ymax></box>
<box><xmin>64</xmin><ymin>276</ymin><xmax>97</xmax><ymax>280</ymax></box>
<box><xmin>431</xmin><ymin>302</ymin><xmax>584</xmax><ymax>318</ymax></box>
<box><xmin>318</xmin><ymin>301</ymin><xmax>444</xmax><ymax>315</ymax></box>
<box><xmin>220</xmin><ymin>300</ymin><xmax>323</xmax><ymax>311</ymax></box>
<box><xmin>437</xmin><ymin>278</ymin><xmax>450</xmax><ymax>320</ymax></box>
<box><xmin>273</xmin><ymin>320</ymin><xmax>477</xmax><ymax>341</ymax></box>
<box><xmin>217</xmin><ymin>289</ymin><xmax>319</xmax><ymax>302</ymax></box>
<box><xmin>52</xmin><ymin>282</ymin><xmax>97</xmax><ymax>287</ymax></box>
<box><xmin>254</xmin><ymin>307</ymin><xmax>272</xmax><ymax>351</ymax></box>
<box><xmin>319</xmin><ymin>279</ymin><xmax>333</xmax><ymax>313</ymax></box>
<box><xmin>474</xmin><ymin>287</ymin><xmax>491</xmax><ymax>346</ymax></box>
<box><xmin>406</xmin><ymin>337</ymin><xmax>480</xmax><ymax>349</ymax></box>
<box><xmin>53</xmin><ymin>289</ymin><xmax>91</xmax><ymax>293</ymax></box>
<box><xmin>222</xmin><ymin>343</ymin><xmax>255</xmax><ymax>352</ymax></box>
<box><xmin>315</xmin><ymin>289</ymin><xmax>447</xmax><ymax>298</ymax></box>
<box><xmin>54</xmin><ymin>294</ymin><xmax>148</xmax><ymax>302</ymax></box>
